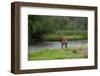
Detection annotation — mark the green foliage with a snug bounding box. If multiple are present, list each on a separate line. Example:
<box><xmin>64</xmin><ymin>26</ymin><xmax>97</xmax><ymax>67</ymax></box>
<box><xmin>28</xmin><ymin>15</ymin><xmax>88</xmax><ymax>43</ymax></box>
<box><xmin>28</xmin><ymin>46</ymin><xmax>87</xmax><ymax>60</ymax></box>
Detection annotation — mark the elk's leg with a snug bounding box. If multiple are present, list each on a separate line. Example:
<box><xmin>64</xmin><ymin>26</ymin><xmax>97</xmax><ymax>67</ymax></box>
<box><xmin>61</xmin><ymin>44</ymin><xmax>63</xmax><ymax>48</ymax></box>
<box><xmin>61</xmin><ymin>43</ymin><xmax>64</xmax><ymax>48</ymax></box>
<box><xmin>65</xmin><ymin>43</ymin><xmax>67</xmax><ymax>48</ymax></box>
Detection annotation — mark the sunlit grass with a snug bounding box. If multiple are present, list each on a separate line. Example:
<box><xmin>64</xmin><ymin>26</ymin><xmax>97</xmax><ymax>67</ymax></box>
<box><xmin>45</xmin><ymin>33</ymin><xmax>87</xmax><ymax>41</ymax></box>
<box><xmin>28</xmin><ymin>46</ymin><xmax>88</xmax><ymax>61</ymax></box>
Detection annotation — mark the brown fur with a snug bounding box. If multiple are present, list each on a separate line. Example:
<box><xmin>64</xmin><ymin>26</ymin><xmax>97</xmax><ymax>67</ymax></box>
<box><xmin>60</xmin><ymin>38</ymin><xmax>68</xmax><ymax>48</ymax></box>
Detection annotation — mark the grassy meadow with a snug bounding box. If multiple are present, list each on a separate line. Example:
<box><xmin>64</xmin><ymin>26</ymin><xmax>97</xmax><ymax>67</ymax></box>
<box><xmin>28</xmin><ymin>46</ymin><xmax>88</xmax><ymax>60</ymax></box>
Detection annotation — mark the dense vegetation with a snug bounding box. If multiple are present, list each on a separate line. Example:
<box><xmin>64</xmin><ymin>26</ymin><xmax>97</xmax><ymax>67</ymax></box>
<box><xmin>28</xmin><ymin>15</ymin><xmax>88</xmax><ymax>44</ymax></box>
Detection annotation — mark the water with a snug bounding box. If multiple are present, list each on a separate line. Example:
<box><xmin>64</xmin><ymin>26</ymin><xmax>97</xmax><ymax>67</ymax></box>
<box><xmin>28</xmin><ymin>40</ymin><xmax>87</xmax><ymax>52</ymax></box>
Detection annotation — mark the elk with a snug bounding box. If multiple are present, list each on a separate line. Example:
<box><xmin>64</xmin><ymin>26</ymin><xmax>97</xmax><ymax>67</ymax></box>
<box><xmin>60</xmin><ymin>38</ymin><xmax>68</xmax><ymax>48</ymax></box>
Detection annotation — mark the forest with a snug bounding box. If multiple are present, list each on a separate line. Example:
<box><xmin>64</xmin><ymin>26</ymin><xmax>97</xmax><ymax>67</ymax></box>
<box><xmin>28</xmin><ymin>15</ymin><xmax>88</xmax><ymax>44</ymax></box>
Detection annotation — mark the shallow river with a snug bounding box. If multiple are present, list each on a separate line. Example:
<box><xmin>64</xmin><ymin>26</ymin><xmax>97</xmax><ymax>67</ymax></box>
<box><xmin>28</xmin><ymin>40</ymin><xmax>87</xmax><ymax>52</ymax></box>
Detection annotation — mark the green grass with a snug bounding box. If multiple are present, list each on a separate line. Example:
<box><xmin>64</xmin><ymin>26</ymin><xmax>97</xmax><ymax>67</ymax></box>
<box><xmin>28</xmin><ymin>46</ymin><xmax>87</xmax><ymax>61</ymax></box>
<box><xmin>44</xmin><ymin>34</ymin><xmax>87</xmax><ymax>41</ymax></box>
<box><xmin>44</xmin><ymin>30</ymin><xmax>87</xmax><ymax>41</ymax></box>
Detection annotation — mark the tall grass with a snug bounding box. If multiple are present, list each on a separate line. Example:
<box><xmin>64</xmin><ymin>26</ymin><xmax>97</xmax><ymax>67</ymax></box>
<box><xmin>44</xmin><ymin>30</ymin><xmax>87</xmax><ymax>41</ymax></box>
<box><xmin>45</xmin><ymin>34</ymin><xmax>87</xmax><ymax>41</ymax></box>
